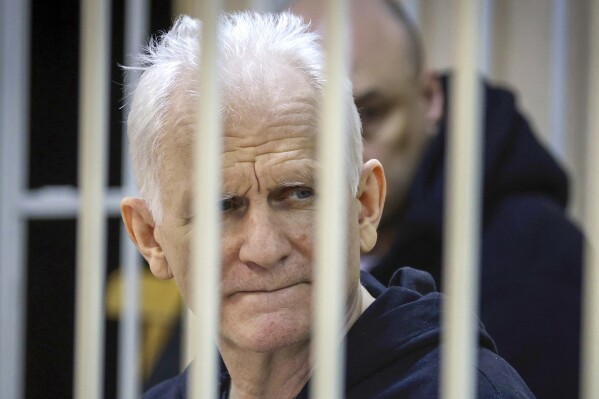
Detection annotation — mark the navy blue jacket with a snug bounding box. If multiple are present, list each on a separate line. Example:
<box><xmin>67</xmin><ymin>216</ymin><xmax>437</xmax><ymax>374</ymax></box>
<box><xmin>143</xmin><ymin>269</ymin><xmax>534</xmax><ymax>398</ymax></box>
<box><xmin>370</xmin><ymin>76</ymin><xmax>583</xmax><ymax>398</ymax></box>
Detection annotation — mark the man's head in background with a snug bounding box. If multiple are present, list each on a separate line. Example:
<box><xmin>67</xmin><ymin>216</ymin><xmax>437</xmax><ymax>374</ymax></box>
<box><xmin>120</xmin><ymin>12</ymin><xmax>385</xmax><ymax>358</ymax></box>
<box><xmin>289</xmin><ymin>0</ymin><xmax>443</xmax><ymax>238</ymax></box>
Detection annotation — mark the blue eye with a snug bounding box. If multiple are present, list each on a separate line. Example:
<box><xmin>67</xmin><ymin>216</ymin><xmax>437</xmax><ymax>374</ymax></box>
<box><xmin>221</xmin><ymin>196</ymin><xmax>243</xmax><ymax>211</ymax></box>
<box><xmin>293</xmin><ymin>188</ymin><xmax>313</xmax><ymax>200</ymax></box>
<box><xmin>221</xmin><ymin>199</ymin><xmax>232</xmax><ymax>211</ymax></box>
<box><xmin>282</xmin><ymin>187</ymin><xmax>314</xmax><ymax>203</ymax></box>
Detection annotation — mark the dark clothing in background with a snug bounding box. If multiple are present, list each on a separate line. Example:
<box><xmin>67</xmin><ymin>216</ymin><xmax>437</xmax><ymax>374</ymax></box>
<box><xmin>143</xmin><ymin>269</ymin><xmax>534</xmax><ymax>399</ymax></box>
<box><xmin>370</xmin><ymin>76</ymin><xmax>583</xmax><ymax>398</ymax></box>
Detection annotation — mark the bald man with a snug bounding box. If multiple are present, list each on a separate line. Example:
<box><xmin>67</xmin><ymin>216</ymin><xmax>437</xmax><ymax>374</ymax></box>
<box><xmin>289</xmin><ymin>1</ymin><xmax>583</xmax><ymax>397</ymax></box>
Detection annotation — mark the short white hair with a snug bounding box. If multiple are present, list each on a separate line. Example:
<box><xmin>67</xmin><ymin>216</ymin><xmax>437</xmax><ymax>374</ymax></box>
<box><xmin>127</xmin><ymin>12</ymin><xmax>363</xmax><ymax>224</ymax></box>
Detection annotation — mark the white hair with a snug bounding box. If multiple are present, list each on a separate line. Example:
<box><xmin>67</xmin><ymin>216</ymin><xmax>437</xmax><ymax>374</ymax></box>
<box><xmin>126</xmin><ymin>12</ymin><xmax>363</xmax><ymax>224</ymax></box>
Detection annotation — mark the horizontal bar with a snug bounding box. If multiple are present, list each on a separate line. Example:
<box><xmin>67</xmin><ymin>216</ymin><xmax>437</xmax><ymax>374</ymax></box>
<box><xmin>18</xmin><ymin>187</ymin><xmax>123</xmax><ymax>218</ymax></box>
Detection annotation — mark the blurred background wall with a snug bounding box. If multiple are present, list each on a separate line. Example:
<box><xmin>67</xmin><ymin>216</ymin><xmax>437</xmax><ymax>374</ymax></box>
<box><xmin>412</xmin><ymin>0</ymin><xmax>591</xmax><ymax>221</ymax></box>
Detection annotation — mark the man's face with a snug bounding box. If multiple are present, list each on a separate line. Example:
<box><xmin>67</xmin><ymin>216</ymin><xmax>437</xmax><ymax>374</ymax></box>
<box><xmin>152</xmin><ymin>63</ymin><xmax>363</xmax><ymax>353</ymax></box>
<box><xmin>292</xmin><ymin>0</ymin><xmax>439</xmax><ymax>223</ymax></box>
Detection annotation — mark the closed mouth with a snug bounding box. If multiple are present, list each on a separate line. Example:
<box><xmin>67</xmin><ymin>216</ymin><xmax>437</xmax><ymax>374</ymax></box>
<box><xmin>229</xmin><ymin>281</ymin><xmax>308</xmax><ymax>297</ymax></box>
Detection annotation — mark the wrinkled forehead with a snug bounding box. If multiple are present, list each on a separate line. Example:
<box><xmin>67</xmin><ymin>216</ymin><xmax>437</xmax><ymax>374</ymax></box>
<box><xmin>160</xmin><ymin>61</ymin><xmax>321</xmax><ymax>168</ymax></box>
<box><xmin>221</xmin><ymin>57</ymin><xmax>321</xmax><ymax>124</ymax></box>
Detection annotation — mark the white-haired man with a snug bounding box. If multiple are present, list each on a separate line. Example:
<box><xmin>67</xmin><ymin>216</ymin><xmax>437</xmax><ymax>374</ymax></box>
<box><xmin>122</xmin><ymin>12</ymin><xmax>533</xmax><ymax>398</ymax></box>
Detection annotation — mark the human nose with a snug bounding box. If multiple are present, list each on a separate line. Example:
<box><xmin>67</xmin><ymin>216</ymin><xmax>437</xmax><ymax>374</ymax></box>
<box><xmin>238</xmin><ymin>206</ymin><xmax>291</xmax><ymax>269</ymax></box>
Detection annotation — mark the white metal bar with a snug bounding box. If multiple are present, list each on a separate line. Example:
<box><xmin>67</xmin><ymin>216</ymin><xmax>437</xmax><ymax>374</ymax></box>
<box><xmin>580</xmin><ymin>1</ymin><xmax>599</xmax><ymax>397</ymax></box>
<box><xmin>549</xmin><ymin>0</ymin><xmax>568</xmax><ymax>161</ymax></box>
<box><xmin>118</xmin><ymin>1</ymin><xmax>149</xmax><ymax>398</ymax></box>
<box><xmin>440</xmin><ymin>1</ymin><xmax>483</xmax><ymax>399</ymax></box>
<box><xmin>189</xmin><ymin>2</ymin><xmax>223</xmax><ymax>399</ymax></box>
<box><xmin>0</xmin><ymin>0</ymin><xmax>30</xmax><ymax>398</ymax></box>
<box><xmin>19</xmin><ymin>187</ymin><xmax>123</xmax><ymax>218</ymax></box>
<box><xmin>182</xmin><ymin>307</ymin><xmax>195</xmax><ymax>371</ymax></box>
<box><xmin>312</xmin><ymin>1</ymin><xmax>349</xmax><ymax>398</ymax></box>
<box><xmin>73</xmin><ymin>0</ymin><xmax>111</xmax><ymax>398</ymax></box>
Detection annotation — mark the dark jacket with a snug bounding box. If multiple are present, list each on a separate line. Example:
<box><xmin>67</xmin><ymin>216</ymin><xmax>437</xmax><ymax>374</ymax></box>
<box><xmin>371</xmin><ymin>76</ymin><xmax>583</xmax><ymax>398</ymax></box>
<box><xmin>143</xmin><ymin>269</ymin><xmax>534</xmax><ymax>398</ymax></box>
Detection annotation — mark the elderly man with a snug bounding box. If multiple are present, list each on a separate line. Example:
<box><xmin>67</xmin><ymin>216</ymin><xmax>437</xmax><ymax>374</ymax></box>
<box><xmin>122</xmin><ymin>12</ymin><xmax>533</xmax><ymax>398</ymax></box>
<box><xmin>289</xmin><ymin>0</ymin><xmax>584</xmax><ymax>397</ymax></box>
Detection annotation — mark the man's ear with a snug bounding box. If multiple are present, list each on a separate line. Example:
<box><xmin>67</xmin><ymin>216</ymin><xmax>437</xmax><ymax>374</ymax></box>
<box><xmin>120</xmin><ymin>197</ymin><xmax>173</xmax><ymax>280</ymax></box>
<box><xmin>357</xmin><ymin>159</ymin><xmax>386</xmax><ymax>253</ymax></box>
<box><xmin>420</xmin><ymin>70</ymin><xmax>444</xmax><ymax>134</ymax></box>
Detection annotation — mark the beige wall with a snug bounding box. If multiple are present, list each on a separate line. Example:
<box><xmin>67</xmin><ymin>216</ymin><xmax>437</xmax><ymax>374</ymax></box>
<box><xmin>172</xmin><ymin>0</ymin><xmax>260</xmax><ymax>14</ymax></box>
<box><xmin>417</xmin><ymin>0</ymin><xmax>592</xmax><ymax>220</ymax></box>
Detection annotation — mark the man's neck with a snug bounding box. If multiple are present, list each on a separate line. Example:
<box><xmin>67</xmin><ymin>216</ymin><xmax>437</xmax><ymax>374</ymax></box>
<box><xmin>222</xmin><ymin>285</ymin><xmax>375</xmax><ymax>399</ymax></box>
<box><xmin>224</xmin><ymin>342</ymin><xmax>311</xmax><ymax>399</ymax></box>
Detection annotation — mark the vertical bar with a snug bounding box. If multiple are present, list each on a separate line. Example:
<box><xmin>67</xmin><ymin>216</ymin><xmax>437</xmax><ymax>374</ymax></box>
<box><xmin>549</xmin><ymin>0</ymin><xmax>568</xmax><ymax>161</ymax></box>
<box><xmin>580</xmin><ymin>1</ymin><xmax>599</xmax><ymax>397</ymax></box>
<box><xmin>0</xmin><ymin>0</ymin><xmax>30</xmax><ymax>398</ymax></box>
<box><xmin>189</xmin><ymin>1</ymin><xmax>223</xmax><ymax>399</ymax></box>
<box><xmin>182</xmin><ymin>308</ymin><xmax>195</xmax><ymax>371</ymax></box>
<box><xmin>440</xmin><ymin>1</ymin><xmax>483</xmax><ymax>399</ymax></box>
<box><xmin>73</xmin><ymin>0</ymin><xmax>111</xmax><ymax>398</ymax></box>
<box><xmin>312</xmin><ymin>1</ymin><xmax>349</xmax><ymax>398</ymax></box>
<box><xmin>118</xmin><ymin>1</ymin><xmax>149</xmax><ymax>398</ymax></box>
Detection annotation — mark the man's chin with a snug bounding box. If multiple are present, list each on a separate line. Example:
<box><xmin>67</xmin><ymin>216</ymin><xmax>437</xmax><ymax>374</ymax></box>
<box><xmin>220</xmin><ymin>320</ymin><xmax>311</xmax><ymax>354</ymax></box>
